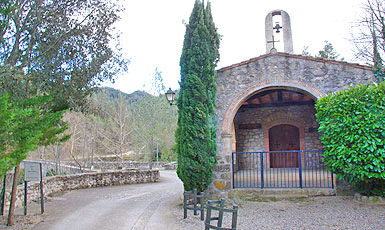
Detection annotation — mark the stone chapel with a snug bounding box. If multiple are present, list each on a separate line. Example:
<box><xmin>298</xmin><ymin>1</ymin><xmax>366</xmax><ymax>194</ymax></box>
<box><xmin>209</xmin><ymin>10</ymin><xmax>374</xmax><ymax>196</ymax></box>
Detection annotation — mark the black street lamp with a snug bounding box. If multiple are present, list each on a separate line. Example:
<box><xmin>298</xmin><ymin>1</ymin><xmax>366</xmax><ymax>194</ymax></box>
<box><xmin>165</xmin><ymin>88</ymin><xmax>176</xmax><ymax>105</ymax></box>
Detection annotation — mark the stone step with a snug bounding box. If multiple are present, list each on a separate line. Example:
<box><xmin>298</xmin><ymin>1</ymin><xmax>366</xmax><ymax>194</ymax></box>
<box><xmin>258</xmin><ymin>194</ymin><xmax>308</xmax><ymax>200</ymax></box>
<box><xmin>229</xmin><ymin>188</ymin><xmax>335</xmax><ymax>200</ymax></box>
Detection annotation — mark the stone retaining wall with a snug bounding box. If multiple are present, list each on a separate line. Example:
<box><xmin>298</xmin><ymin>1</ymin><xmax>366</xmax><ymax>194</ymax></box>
<box><xmin>63</xmin><ymin>161</ymin><xmax>177</xmax><ymax>171</ymax></box>
<box><xmin>2</xmin><ymin>170</ymin><xmax>159</xmax><ymax>212</ymax></box>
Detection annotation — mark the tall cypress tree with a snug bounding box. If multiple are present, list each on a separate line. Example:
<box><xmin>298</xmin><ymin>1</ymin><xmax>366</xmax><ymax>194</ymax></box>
<box><xmin>176</xmin><ymin>0</ymin><xmax>220</xmax><ymax>192</ymax></box>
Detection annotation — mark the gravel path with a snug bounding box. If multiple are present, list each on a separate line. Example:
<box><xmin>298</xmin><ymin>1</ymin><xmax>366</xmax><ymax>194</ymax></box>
<box><xmin>175</xmin><ymin>196</ymin><xmax>385</xmax><ymax>230</ymax></box>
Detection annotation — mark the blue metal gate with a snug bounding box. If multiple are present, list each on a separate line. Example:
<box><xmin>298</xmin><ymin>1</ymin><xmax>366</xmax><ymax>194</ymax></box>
<box><xmin>232</xmin><ymin>150</ymin><xmax>334</xmax><ymax>189</ymax></box>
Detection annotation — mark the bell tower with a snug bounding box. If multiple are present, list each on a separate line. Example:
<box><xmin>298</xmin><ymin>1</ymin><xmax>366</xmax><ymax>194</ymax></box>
<box><xmin>265</xmin><ymin>10</ymin><xmax>293</xmax><ymax>54</ymax></box>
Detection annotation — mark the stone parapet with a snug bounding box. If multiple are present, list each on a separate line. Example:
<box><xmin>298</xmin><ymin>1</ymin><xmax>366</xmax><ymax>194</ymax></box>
<box><xmin>2</xmin><ymin>170</ymin><xmax>159</xmax><ymax>213</ymax></box>
<box><xmin>229</xmin><ymin>188</ymin><xmax>336</xmax><ymax>200</ymax></box>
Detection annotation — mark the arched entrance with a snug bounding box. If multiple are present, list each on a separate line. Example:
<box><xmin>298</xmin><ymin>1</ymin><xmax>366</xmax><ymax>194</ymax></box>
<box><xmin>233</xmin><ymin>87</ymin><xmax>320</xmax><ymax>153</ymax></box>
<box><xmin>229</xmin><ymin>86</ymin><xmax>333</xmax><ymax>189</ymax></box>
<box><xmin>269</xmin><ymin>124</ymin><xmax>299</xmax><ymax>168</ymax></box>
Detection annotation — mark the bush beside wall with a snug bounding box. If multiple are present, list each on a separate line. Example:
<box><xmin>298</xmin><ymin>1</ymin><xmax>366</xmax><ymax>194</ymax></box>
<box><xmin>315</xmin><ymin>82</ymin><xmax>385</xmax><ymax>196</ymax></box>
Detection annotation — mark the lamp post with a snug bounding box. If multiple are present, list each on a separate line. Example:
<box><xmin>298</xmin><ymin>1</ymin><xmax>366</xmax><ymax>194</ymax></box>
<box><xmin>165</xmin><ymin>88</ymin><xmax>176</xmax><ymax>105</ymax></box>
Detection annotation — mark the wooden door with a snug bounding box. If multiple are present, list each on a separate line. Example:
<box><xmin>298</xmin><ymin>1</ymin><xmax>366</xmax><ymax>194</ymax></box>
<box><xmin>269</xmin><ymin>124</ymin><xmax>300</xmax><ymax>168</ymax></box>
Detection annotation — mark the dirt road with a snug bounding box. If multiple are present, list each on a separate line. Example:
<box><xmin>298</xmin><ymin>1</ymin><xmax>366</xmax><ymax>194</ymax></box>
<box><xmin>31</xmin><ymin>170</ymin><xmax>184</xmax><ymax>230</ymax></box>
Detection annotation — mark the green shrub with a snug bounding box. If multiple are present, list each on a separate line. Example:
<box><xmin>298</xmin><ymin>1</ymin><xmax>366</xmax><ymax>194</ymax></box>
<box><xmin>315</xmin><ymin>82</ymin><xmax>385</xmax><ymax>196</ymax></box>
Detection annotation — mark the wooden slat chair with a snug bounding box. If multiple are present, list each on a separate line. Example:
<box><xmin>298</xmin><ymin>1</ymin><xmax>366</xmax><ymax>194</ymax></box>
<box><xmin>183</xmin><ymin>188</ymin><xmax>204</xmax><ymax>220</ymax></box>
<box><xmin>205</xmin><ymin>198</ymin><xmax>238</xmax><ymax>230</ymax></box>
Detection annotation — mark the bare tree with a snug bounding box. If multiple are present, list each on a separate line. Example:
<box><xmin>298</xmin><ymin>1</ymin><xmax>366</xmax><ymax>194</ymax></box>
<box><xmin>62</xmin><ymin>112</ymin><xmax>87</xmax><ymax>171</ymax></box>
<box><xmin>90</xmin><ymin>89</ymin><xmax>134</xmax><ymax>167</ymax></box>
<box><xmin>132</xmin><ymin>68</ymin><xmax>177</xmax><ymax>169</ymax></box>
<box><xmin>352</xmin><ymin>0</ymin><xmax>385</xmax><ymax>82</ymax></box>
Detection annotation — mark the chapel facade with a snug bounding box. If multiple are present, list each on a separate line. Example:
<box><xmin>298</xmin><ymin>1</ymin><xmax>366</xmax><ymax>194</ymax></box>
<box><xmin>209</xmin><ymin>10</ymin><xmax>374</xmax><ymax>196</ymax></box>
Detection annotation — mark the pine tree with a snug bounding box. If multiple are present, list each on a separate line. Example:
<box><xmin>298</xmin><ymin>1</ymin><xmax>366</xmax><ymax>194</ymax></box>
<box><xmin>0</xmin><ymin>67</ymin><xmax>69</xmax><ymax>226</ymax></box>
<box><xmin>176</xmin><ymin>0</ymin><xmax>220</xmax><ymax>192</ymax></box>
<box><xmin>317</xmin><ymin>40</ymin><xmax>341</xmax><ymax>60</ymax></box>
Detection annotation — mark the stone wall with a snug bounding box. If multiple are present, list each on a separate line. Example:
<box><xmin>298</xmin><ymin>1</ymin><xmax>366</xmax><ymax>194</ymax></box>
<box><xmin>234</xmin><ymin>104</ymin><xmax>322</xmax><ymax>152</ymax></box>
<box><xmin>2</xmin><ymin>170</ymin><xmax>159</xmax><ymax>213</ymax></box>
<box><xmin>78</xmin><ymin>161</ymin><xmax>177</xmax><ymax>170</ymax></box>
<box><xmin>211</xmin><ymin>52</ymin><xmax>374</xmax><ymax>196</ymax></box>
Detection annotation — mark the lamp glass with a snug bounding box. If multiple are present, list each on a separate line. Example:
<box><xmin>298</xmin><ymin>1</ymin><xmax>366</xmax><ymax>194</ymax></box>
<box><xmin>166</xmin><ymin>88</ymin><xmax>175</xmax><ymax>104</ymax></box>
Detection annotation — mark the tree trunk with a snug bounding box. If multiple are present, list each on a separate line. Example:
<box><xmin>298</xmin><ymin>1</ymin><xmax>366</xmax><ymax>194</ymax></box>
<box><xmin>120</xmin><ymin>143</ymin><xmax>123</xmax><ymax>169</ymax></box>
<box><xmin>149</xmin><ymin>137</ymin><xmax>153</xmax><ymax>170</ymax></box>
<box><xmin>40</xmin><ymin>146</ymin><xmax>46</xmax><ymax>160</ymax></box>
<box><xmin>91</xmin><ymin>123</ymin><xmax>95</xmax><ymax>169</ymax></box>
<box><xmin>55</xmin><ymin>145</ymin><xmax>59</xmax><ymax>174</ymax></box>
<box><xmin>7</xmin><ymin>165</ymin><xmax>20</xmax><ymax>226</ymax></box>
<box><xmin>82</xmin><ymin>122</ymin><xmax>86</xmax><ymax>168</ymax></box>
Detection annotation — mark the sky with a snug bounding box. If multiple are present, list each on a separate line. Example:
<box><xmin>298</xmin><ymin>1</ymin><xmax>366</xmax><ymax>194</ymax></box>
<box><xmin>104</xmin><ymin>0</ymin><xmax>367</xmax><ymax>94</ymax></box>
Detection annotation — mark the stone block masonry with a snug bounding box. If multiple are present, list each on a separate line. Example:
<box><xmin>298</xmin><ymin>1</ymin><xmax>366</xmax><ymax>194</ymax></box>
<box><xmin>2</xmin><ymin>170</ymin><xmax>159</xmax><ymax>212</ymax></box>
<box><xmin>210</xmin><ymin>52</ymin><xmax>374</xmax><ymax>197</ymax></box>
<box><xmin>234</xmin><ymin>104</ymin><xmax>322</xmax><ymax>152</ymax></box>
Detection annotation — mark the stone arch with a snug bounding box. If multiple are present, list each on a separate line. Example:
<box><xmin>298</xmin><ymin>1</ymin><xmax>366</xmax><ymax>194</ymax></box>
<box><xmin>221</xmin><ymin>79</ymin><xmax>323</xmax><ymax>136</ymax></box>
